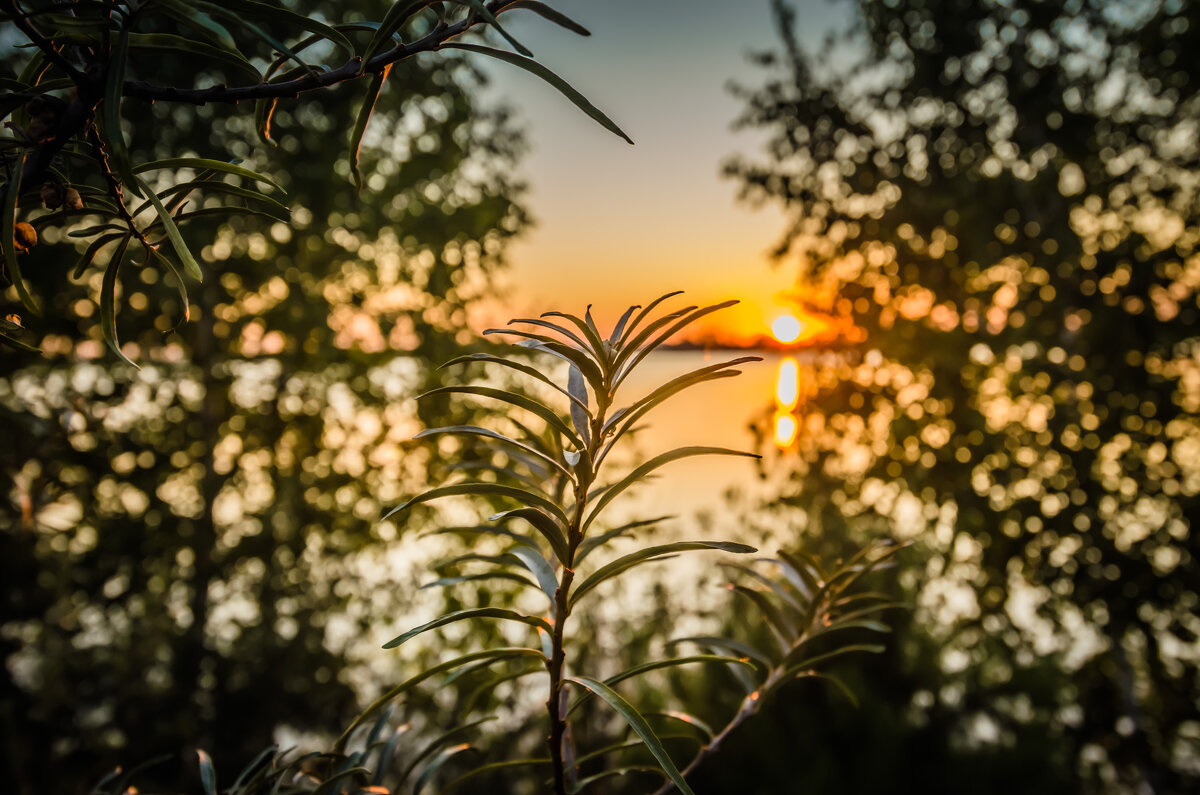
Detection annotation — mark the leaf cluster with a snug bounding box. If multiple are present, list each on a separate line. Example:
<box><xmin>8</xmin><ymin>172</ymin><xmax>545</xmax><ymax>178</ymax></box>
<box><xmin>0</xmin><ymin>0</ymin><xmax>628</xmax><ymax>353</ymax></box>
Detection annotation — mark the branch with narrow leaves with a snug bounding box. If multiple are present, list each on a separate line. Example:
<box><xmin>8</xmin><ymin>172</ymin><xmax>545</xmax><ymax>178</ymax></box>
<box><xmin>0</xmin><ymin>0</ymin><xmax>629</xmax><ymax>353</ymax></box>
<box><xmin>328</xmin><ymin>294</ymin><xmax>903</xmax><ymax>794</ymax></box>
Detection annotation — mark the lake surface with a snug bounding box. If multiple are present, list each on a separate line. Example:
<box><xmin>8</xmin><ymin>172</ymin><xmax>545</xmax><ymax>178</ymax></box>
<box><xmin>604</xmin><ymin>349</ymin><xmax>790</xmax><ymax>527</ymax></box>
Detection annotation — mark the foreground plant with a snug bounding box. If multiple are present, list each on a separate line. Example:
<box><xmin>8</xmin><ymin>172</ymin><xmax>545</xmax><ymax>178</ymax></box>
<box><xmin>324</xmin><ymin>293</ymin><xmax>901</xmax><ymax>794</ymax></box>
<box><xmin>0</xmin><ymin>0</ymin><xmax>627</xmax><ymax>352</ymax></box>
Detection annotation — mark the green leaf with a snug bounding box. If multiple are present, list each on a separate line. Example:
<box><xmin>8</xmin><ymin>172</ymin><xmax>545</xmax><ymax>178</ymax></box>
<box><xmin>614</xmin><ymin>300</ymin><xmax>740</xmax><ymax>388</ymax></box>
<box><xmin>539</xmin><ymin>308</ymin><xmax>607</xmax><ymax>358</ymax></box>
<box><xmin>399</xmin><ymin>718</ymin><xmax>494</xmax><ymax>786</ymax></box>
<box><xmin>507</xmin><ymin>1</ymin><xmax>591</xmax><ymax>36</ymax></box>
<box><xmin>565</xmin><ymin>676</ymin><xmax>695</xmax><ymax>795</ymax></box>
<box><xmin>350</xmin><ymin>65</ymin><xmax>390</xmax><ymax>191</ymax></box>
<box><xmin>126</xmin><ymin>33</ymin><xmax>261</xmax><ymax>82</ymax></box>
<box><xmin>447</xmin><ymin>0</ymin><xmax>533</xmax><ymax>56</ymax></box>
<box><xmin>780</xmin><ymin>644</ymin><xmax>887</xmax><ymax>682</ymax></box>
<box><xmin>731</xmin><ymin>585</ymin><xmax>795</xmax><ymax>648</ymax></box>
<box><xmin>213</xmin><ymin>0</ymin><xmax>355</xmax><ymax>55</ymax></box>
<box><xmin>133</xmin><ymin>158</ymin><xmax>285</xmax><ymax>193</ymax></box>
<box><xmin>254</xmin><ymin>97</ymin><xmax>279</xmax><ymax>146</ymax></box>
<box><xmin>158</xmin><ymin>0</ymin><xmax>239</xmax><ymax>50</ymax></box>
<box><xmin>567</xmin><ymin>364</ymin><xmax>591</xmax><ymax>447</ymax></box>
<box><xmin>415</xmin><ymin>425</ymin><xmax>573</xmax><ymax>479</ymax></box>
<box><xmin>418</xmin><ymin>385</ymin><xmax>584</xmax><ymax>449</ymax></box>
<box><xmin>383</xmin><ymin>608</ymin><xmax>552</xmax><ymax>650</ymax></box>
<box><xmin>100</xmin><ymin>235</ymin><xmax>137</xmax><ymax>368</ymax></box>
<box><xmin>584</xmin><ymin>447</ymin><xmax>758</xmax><ymax>530</ymax></box>
<box><xmin>576</xmin><ymin>515</ymin><xmax>672</xmax><ymax>563</ymax></box>
<box><xmin>608</xmin><ymin>303</ymin><xmax>639</xmax><ymax>345</ymax></box>
<box><xmin>420</xmin><ymin>572</ymin><xmax>536</xmax><ymax>591</ymax></box>
<box><xmin>136</xmin><ymin>180</ymin><xmax>289</xmax><ymax>219</ymax></box>
<box><xmin>383</xmin><ymin>481</ymin><xmax>570</xmax><ymax>527</ymax></box>
<box><xmin>444</xmin><ymin>43</ymin><xmax>632</xmax><ymax>144</ymax></box>
<box><xmin>195</xmin><ymin>0</ymin><xmax>317</xmax><ymax>76</ymax></box>
<box><xmin>617</xmin><ymin>291</ymin><xmax>683</xmax><ymax>348</ymax></box>
<box><xmin>197</xmin><ymin>750</ymin><xmax>217</xmax><ymax>795</ymax></box>
<box><xmin>567</xmin><ymin>655</ymin><xmax>756</xmax><ymax>717</ymax></box>
<box><xmin>651</xmin><ymin>710</ymin><xmax>716</xmax><ymax>741</ymax></box>
<box><xmin>1</xmin><ymin>151</ymin><xmax>40</xmax><ymax>315</ymax></box>
<box><xmin>509</xmin><ymin>546</ymin><xmax>559</xmax><ymax>606</ymax></box>
<box><xmin>146</xmin><ymin>246</ymin><xmax>192</xmax><ymax>324</ymax></box>
<box><xmin>667</xmin><ymin>635</ymin><xmax>773</xmax><ymax>671</ymax></box>
<box><xmin>133</xmin><ymin>176</ymin><xmax>202</xmax><ymax>281</ymax></box>
<box><xmin>438</xmin><ymin>353</ymin><xmax>591</xmax><ymax>418</ymax></box>
<box><xmin>485</xmin><ymin>327</ymin><xmax>605</xmax><ymax>389</ymax></box>
<box><xmin>336</xmin><ymin>648</ymin><xmax>545</xmax><ymax>751</ymax></box>
<box><xmin>363</xmin><ymin>0</ymin><xmax>434</xmax><ymax>64</ymax></box>
<box><xmin>101</xmin><ymin>25</ymin><xmax>141</xmax><ymax>198</ymax></box>
<box><xmin>570</xmin><ymin>541</ymin><xmax>755</xmax><ymax>607</ymax></box>
<box><xmin>489</xmin><ymin>507</ymin><xmax>569</xmax><ymax>566</ymax></box>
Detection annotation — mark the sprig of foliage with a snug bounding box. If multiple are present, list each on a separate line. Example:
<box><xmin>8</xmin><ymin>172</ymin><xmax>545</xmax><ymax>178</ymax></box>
<box><xmin>0</xmin><ymin>0</ymin><xmax>629</xmax><ymax>353</ymax></box>
<box><xmin>321</xmin><ymin>293</ymin><xmax>901</xmax><ymax>794</ymax></box>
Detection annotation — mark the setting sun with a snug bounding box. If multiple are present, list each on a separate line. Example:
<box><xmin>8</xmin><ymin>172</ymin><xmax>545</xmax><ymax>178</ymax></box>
<box><xmin>772</xmin><ymin>314</ymin><xmax>804</xmax><ymax>344</ymax></box>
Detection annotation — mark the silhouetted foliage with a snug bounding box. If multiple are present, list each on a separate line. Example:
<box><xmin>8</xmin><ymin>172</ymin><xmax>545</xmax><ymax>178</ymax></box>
<box><xmin>0</xmin><ymin>3</ymin><xmax>532</xmax><ymax>790</ymax></box>
<box><xmin>729</xmin><ymin>0</ymin><xmax>1200</xmax><ymax>791</ymax></box>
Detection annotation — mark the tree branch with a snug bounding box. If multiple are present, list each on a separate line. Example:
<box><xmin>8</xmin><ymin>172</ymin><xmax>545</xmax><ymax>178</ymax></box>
<box><xmin>121</xmin><ymin>6</ymin><xmax>503</xmax><ymax>106</ymax></box>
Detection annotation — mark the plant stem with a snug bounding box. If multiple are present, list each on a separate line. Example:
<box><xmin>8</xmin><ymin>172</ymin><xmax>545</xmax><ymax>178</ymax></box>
<box><xmin>546</xmin><ymin>563</ymin><xmax>575</xmax><ymax>795</ymax></box>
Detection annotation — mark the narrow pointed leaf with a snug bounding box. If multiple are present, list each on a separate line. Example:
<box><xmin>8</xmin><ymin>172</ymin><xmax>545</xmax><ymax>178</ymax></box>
<box><xmin>100</xmin><ymin>235</ymin><xmax>137</xmax><ymax>368</ymax></box>
<box><xmin>415</xmin><ymin>425</ymin><xmax>572</xmax><ymax>478</ymax></box>
<box><xmin>197</xmin><ymin>750</ymin><xmax>217</xmax><ymax>795</ymax></box>
<box><xmin>336</xmin><ymin>648</ymin><xmax>545</xmax><ymax>750</ymax></box>
<box><xmin>567</xmin><ymin>364</ymin><xmax>591</xmax><ymax>447</ymax></box>
<box><xmin>614</xmin><ymin>300</ymin><xmax>740</xmax><ymax>387</ymax></box>
<box><xmin>383</xmin><ymin>481</ymin><xmax>570</xmax><ymax>527</ymax></box>
<box><xmin>565</xmin><ymin>676</ymin><xmax>695</xmax><ymax>795</ymax></box>
<box><xmin>616</xmin><ymin>291</ymin><xmax>683</xmax><ymax>347</ymax></box>
<box><xmin>1</xmin><ymin>151</ymin><xmax>39</xmax><ymax>315</ymax></box>
<box><xmin>444</xmin><ymin>44</ymin><xmax>632</xmax><ymax>144</ymax></box>
<box><xmin>567</xmin><ymin>655</ymin><xmax>755</xmax><ymax>716</ymax></box>
<box><xmin>571</xmin><ymin>541</ymin><xmax>755</xmax><ymax>607</ymax></box>
<box><xmin>438</xmin><ymin>353</ymin><xmax>590</xmax><ymax>417</ymax></box>
<box><xmin>383</xmin><ymin>608</ymin><xmax>551</xmax><ymax>650</ymax></box>
<box><xmin>540</xmin><ymin>309</ymin><xmax>606</xmax><ymax>358</ymax></box>
<box><xmin>419</xmin><ymin>385</ymin><xmax>583</xmax><ymax>448</ymax></box>
<box><xmin>508</xmin><ymin>1</ymin><xmax>590</xmax><ymax>36</ymax></box>
<box><xmin>399</xmin><ymin>718</ymin><xmax>494</xmax><ymax>786</ymax></box>
<box><xmin>364</xmin><ymin>0</ymin><xmax>433</xmax><ymax>63</ymax></box>
<box><xmin>667</xmin><ymin>636</ymin><xmax>773</xmax><ymax>671</ymax></box>
<box><xmin>133</xmin><ymin>158</ymin><xmax>285</xmax><ymax>193</ymax></box>
<box><xmin>350</xmin><ymin>65</ymin><xmax>390</xmax><ymax>191</ymax></box>
<box><xmin>214</xmin><ymin>0</ymin><xmax>355</xmax><ymax>55</ymax></box>
<box><xmin>490</xmin><ymin>507</ymin><xmax>569</xmax><ymax>564</ymax></box>
<box><xmin>448</xmin><ymin>0</ymin><xmax>533</xmax><ymax>55</ymax></box>
<box><xmin>584</xmin><ymin>448</ymin><xmax>758</xmax><ymax>530</ymax></box>
<box><xmin>509</xmin><ymin>546</ymin><xmax>559</xmax><ymax>605</ymax></box>
<box><xmin>133</xmin><ymin>177</ymin><xmax>202</xmax><ymax>281</ymax></box>
<box><xmin>576</xmin><ymin>515</ymin><xmax>672</xmax><ymax>563</ymax></box>
<box><xmin>126</xmin><ymin>33</ymin><xmax>261</xmax><ymax>82</ymax></box>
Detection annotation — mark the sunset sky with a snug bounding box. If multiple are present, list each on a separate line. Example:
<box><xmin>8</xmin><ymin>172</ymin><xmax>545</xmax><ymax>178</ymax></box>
<box><xmin>478</xmin><ymin>0</ymin><xmax>847</xmax><ymax>343</ymax></box>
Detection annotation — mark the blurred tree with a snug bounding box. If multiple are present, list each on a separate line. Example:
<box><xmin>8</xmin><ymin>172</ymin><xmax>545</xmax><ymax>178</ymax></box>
<box><xmin>728</xmin><ymin>0</ymin><xmax>1200</xmax><ymax>791</ymax></box>
<box><xmin>0</xmin><ymin>2</ymin><xmax>540</xmax><ymax>791</ymax></box>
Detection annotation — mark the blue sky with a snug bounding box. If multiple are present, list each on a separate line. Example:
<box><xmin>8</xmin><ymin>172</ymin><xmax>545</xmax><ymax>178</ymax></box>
<box><xmin>476</xmin><ymin>0</ymin><xmax>849</xmax><ymax>338</ymax></box>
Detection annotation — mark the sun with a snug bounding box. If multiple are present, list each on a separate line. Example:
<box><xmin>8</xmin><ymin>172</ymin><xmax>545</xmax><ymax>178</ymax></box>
<box><xmin>772</xmin><ymin>314</ymin><xmax>804</xmax><ymax>344</ymax></box>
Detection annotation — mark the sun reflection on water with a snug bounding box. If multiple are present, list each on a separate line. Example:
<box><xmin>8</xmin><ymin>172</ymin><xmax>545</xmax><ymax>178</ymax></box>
<box><xmin>774</xmin><ymin>356</ymin><xmax>801</xmax><ymax>448</ymax></box>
